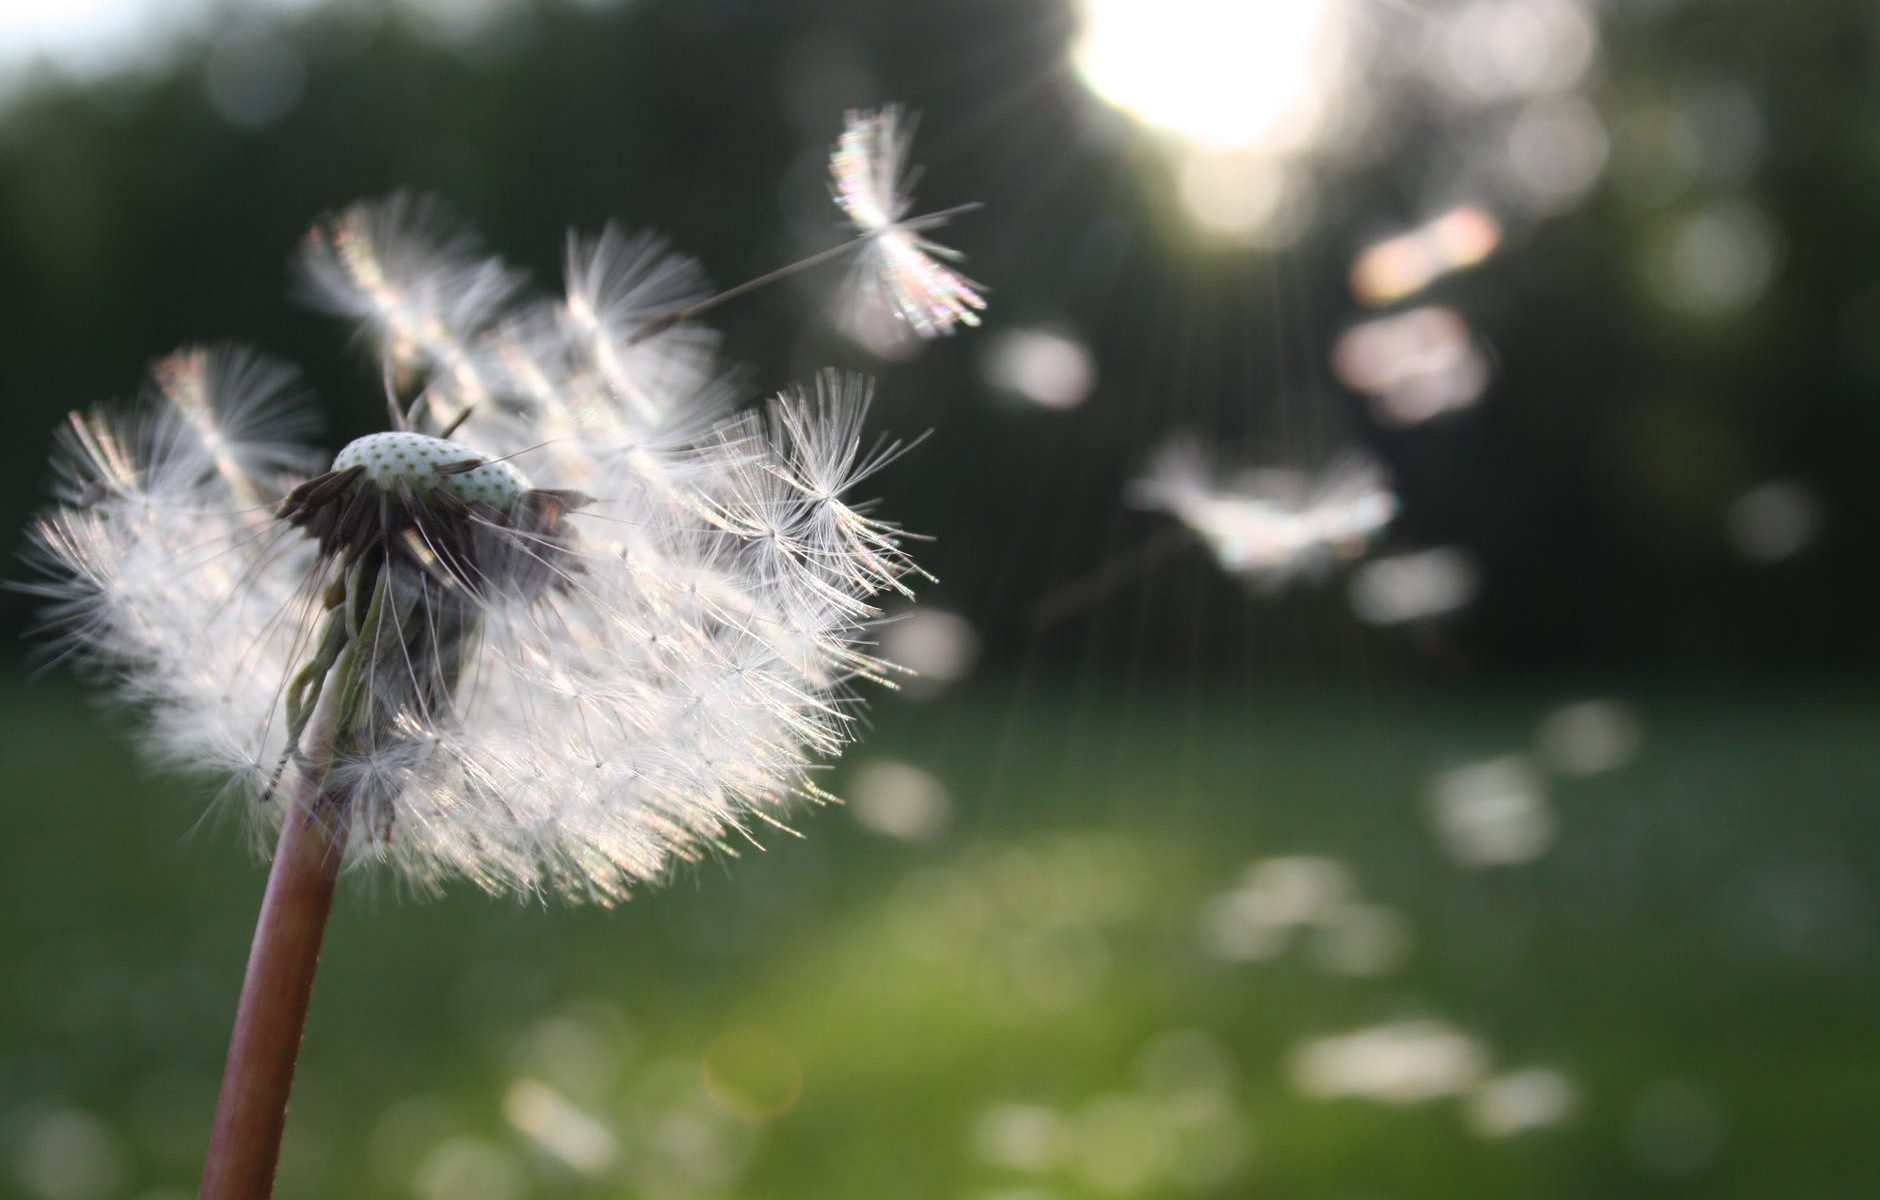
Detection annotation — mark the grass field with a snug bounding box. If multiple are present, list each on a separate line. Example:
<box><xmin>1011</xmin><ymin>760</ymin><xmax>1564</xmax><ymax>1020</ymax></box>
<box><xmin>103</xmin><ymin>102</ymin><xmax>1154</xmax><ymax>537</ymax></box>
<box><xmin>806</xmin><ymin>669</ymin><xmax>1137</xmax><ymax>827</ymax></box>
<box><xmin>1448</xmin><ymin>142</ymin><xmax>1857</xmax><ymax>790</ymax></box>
<box><xmin>2</xmin><ymin>678</ymin><xmax>1875</xmax><ymax>1199</ymax></box>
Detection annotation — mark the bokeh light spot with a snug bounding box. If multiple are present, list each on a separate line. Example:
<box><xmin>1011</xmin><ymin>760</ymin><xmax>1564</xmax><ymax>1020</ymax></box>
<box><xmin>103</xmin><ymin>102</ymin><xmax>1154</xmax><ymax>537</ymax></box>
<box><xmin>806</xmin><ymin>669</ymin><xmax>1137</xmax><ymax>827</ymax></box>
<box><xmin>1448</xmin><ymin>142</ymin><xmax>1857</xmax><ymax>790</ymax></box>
<box><xmin>979</xmin><ymin>327</ymin><xmax>1098</xmax><ymax>411</ymax></box>
<box><xmin>879</xmin><ymin>608</ymin><xmax>981</xmax><ymax>696</ymax></box>
<box><xmin>502</xmin><ymin>1078</ymin><xmax>618</xmax><ymax>1176</ymax></box>
<box><xmin>1289</xmin><ymin>1019</ymin><xmax>1489</xmax><ymax>1104</ymax></box>
<box><xmin>412</xmin><ymin>1137</ymin><xmax>526</xmax><ymax>1200</ymax></box>
<box><xmin>1649</xmin><ymin>201</ymin><xmax>1782</xmax><ymax>318</ymax></box>
<box><xmin>1467</xmin><ymin>1067</ymin><xmax>1578</xmax><ymax>1137</ymax></box>
<box><xmin>1726</xmin><ymin>479</ymin><xmax>1822</xmax><ymax>564</ymax></box>
<box><xmin>1426</xmin><ymin>756</ymin><xmax>1555</xmax><ymax>867</ymax></box>
<box><xmin>1349</xmin><ymin>547</ymin><xmax>1481</xmax><ymax>625</ymax></box>
<box><xmin>1535</xmin><ymin>699</ymin><xmax>1643</xmax><ymax>776</ymax></box>
<box><xmin>1350</xmin><ymin>207</ymin><xmax>1502</xmax><ymax>306</ymax></box>
<box><xmin>702</xmin><ymin>1029</ymin><xmax>804</xmax><ymax>1120</ymax></box>
<box><xmin>14</xmin><ymin>1109</ymin><xmax>126</xmax><ymax>1200</ymax></box>
<box><xmin>846</xmin><ymin>758</ymin><xmax>953</xmax><ymax>842</ymax></box>
<box><xmin>1334</xmin><ymin>306</ymin><xmax>1491</xmax><ymax>426</ymax></box>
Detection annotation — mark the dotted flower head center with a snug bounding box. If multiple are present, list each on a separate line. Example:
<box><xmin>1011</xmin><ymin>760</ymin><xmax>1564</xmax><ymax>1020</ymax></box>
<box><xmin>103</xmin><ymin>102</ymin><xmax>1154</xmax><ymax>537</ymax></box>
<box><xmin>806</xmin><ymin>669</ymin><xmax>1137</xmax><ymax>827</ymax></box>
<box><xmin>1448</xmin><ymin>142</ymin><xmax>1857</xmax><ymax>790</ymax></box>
<box><xmin>332</xmin><ymin>431</ymin><xmax>529</xmax><ymax>512</ymax></box>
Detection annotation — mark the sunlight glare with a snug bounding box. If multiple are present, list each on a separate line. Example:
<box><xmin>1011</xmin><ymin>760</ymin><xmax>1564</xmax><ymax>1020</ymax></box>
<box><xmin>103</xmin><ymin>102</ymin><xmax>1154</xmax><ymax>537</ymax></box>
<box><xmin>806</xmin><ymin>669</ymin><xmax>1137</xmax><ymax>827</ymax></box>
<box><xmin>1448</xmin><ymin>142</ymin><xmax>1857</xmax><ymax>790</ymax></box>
<box><xmin>1074</xmin><ymin>0</ymin><xmax>1352</xmax><ymax>151</ymax></box>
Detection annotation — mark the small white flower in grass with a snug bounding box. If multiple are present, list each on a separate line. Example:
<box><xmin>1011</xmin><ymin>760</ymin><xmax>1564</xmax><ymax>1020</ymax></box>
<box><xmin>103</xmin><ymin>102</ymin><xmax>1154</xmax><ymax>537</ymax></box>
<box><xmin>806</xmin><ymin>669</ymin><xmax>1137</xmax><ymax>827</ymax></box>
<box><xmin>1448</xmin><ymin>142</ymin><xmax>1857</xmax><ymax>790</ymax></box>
<box><xmin>1466</xmin><ymin>1067</ymin><xmax>1577</xmax><ymax>1138</ymax></box>
<box><xmin>1288</xmin><ymin>1019</ymin><xmax>1489</xmax><ymax>1105</ymax></box>
<box><xmin>831</xmin><ymin>105</ymin><xmax>987</xmax><ymax>338</ymax></box>
<box><xmin>26</xmin><ymin>199</ymin><xmax>941</xmax><ymax>905</ymax></box>
<box><xmin>1425</xmin><ymin>755</ymin><xmax>1554</xmax><ymax>868</ymax></box>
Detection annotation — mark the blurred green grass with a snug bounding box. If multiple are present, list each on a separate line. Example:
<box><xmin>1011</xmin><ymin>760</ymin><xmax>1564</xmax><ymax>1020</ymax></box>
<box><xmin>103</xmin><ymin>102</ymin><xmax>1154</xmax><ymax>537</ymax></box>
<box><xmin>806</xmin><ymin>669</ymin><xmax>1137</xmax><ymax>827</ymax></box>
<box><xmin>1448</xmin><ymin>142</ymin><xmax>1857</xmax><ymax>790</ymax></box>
<box><xmin>2</xmin><ymin>678</ymin><xmax>1875</xmax><ymax>1199</ymax></box>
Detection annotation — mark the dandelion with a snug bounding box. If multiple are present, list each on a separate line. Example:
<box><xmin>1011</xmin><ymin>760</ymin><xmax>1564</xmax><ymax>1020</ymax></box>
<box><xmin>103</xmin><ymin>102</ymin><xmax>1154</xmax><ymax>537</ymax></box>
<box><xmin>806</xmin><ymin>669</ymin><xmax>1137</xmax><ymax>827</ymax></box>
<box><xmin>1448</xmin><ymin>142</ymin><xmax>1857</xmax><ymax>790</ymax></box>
<box><xmin>831</xmin><ymin>105</ymin><xmax>987</xmax><ymax>338</ymax></box>
<box><xmin>1129</xmin><ymin>437</ymin><xmax>1397</xmax><ymax>589</ymax></box>
<box><xmin>24</xmin><ymin>109</ymin><xmax>983</xmax><ymax>1199</ymax></box>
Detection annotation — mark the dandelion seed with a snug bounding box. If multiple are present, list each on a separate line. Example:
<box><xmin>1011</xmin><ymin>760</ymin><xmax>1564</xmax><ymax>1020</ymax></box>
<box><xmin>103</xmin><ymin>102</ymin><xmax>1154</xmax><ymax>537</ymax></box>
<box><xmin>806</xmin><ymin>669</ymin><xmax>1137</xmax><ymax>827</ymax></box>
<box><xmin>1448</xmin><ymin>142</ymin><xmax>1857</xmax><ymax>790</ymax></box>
<box><xmin>831</xmin><ymin>105</ymin><xmax>987</xmax><ymax>338</ymax></box>
<box><xmin>1129</xmin><ymin>437</ymin><xmax>1397</xmax><ymax>589</ymax></box>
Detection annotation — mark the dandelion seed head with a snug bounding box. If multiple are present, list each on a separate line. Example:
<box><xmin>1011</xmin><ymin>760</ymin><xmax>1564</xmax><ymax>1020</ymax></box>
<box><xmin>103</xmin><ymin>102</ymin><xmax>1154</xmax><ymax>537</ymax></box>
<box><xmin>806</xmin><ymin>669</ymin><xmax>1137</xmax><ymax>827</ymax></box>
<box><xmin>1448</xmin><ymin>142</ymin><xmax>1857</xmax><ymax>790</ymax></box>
<box><xmin>28</xmin><ymin>172</ymin><xmax>972</xmax><ymax>904</ymax></box>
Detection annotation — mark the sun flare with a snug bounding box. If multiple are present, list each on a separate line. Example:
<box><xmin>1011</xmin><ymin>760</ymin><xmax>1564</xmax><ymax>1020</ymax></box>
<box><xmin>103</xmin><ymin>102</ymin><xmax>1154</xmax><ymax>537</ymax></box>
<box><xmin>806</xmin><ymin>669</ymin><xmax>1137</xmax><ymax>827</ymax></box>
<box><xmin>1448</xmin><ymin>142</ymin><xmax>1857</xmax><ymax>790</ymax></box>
<box><xmin>1073</xmin><ymin>0</ymin><xmax>1354</xmax><ymax>152</ymax></box>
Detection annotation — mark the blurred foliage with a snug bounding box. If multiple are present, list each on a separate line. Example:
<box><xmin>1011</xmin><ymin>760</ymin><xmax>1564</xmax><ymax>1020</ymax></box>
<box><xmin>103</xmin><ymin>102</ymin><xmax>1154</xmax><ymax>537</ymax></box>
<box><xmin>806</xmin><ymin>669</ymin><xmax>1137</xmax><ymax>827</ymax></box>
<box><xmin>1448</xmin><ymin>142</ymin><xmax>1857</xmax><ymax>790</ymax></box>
<box><xmin>3</xmin><ymin>681</ymin><xmax>1877</xmax><ymax>1198</ymax></box>
<box><xmin>0</xmin><ymin>0</ymin><xmax>1877</xmax><ymax>678</ymax></box>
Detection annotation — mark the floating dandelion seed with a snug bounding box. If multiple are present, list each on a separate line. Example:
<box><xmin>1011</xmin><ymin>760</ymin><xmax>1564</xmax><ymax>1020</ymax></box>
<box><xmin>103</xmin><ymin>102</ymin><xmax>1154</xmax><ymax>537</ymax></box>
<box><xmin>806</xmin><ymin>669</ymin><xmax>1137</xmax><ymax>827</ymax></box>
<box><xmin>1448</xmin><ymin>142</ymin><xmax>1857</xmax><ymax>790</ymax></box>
<box><xmin>24</xmin><ymin>107</ymin><xmax>985</xmax><ymax>1197</ymax></box>
<box><xmin>831</xmin><ymin>105</ymin><xmax>987</xmax><ymax>338</ymax></box>
<box><xmin>1129</xmin><ymin>437</ymin><xmax>1397</xmax><ymax>589</ymax></box>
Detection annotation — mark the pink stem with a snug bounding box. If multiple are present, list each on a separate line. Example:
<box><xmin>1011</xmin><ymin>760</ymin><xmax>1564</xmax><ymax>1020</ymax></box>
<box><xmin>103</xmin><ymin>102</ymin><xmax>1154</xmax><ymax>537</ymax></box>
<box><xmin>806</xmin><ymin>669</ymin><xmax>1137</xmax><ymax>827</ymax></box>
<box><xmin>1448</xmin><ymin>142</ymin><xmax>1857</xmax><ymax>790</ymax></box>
<box><xmin>199</xmin><ymin>780</ymin><xmax>348</xmax><ymax>1200</ymax></box>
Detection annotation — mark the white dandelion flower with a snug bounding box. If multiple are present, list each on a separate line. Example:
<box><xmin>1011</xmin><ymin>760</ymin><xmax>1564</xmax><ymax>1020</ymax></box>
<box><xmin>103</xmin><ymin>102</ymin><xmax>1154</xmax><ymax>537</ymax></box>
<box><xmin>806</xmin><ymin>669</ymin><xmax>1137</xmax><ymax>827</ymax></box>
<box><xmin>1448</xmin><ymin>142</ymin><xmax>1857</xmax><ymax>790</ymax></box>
<box><xmin>830</xmin><ymin>105</ymin><xmax>987</xmax><ymax>338</ymax></box>
<box><xmin>1130</xmin><ymin>437</ymin><xmax>1398</xmax><ymax>589</ymax></box>
<box><xmin>26</xmin><ymin>114</ymin><xmax>987</xmax><ymax>1198</ymax></box>
<box><xmin>27</xmin><ymin>197</ymin><xmax>940</xmax><ymax>905</ymax></box>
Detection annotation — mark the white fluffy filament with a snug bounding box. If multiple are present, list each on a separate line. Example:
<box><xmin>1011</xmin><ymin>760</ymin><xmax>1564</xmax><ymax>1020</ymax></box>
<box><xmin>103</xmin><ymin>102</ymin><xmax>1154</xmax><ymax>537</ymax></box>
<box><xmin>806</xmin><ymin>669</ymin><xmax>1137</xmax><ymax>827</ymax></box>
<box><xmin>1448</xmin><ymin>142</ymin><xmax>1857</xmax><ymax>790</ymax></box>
<box><xmin>830</xmin><ymin>106</ymin><xmax>987</xmax><ymax>338</ymax></box>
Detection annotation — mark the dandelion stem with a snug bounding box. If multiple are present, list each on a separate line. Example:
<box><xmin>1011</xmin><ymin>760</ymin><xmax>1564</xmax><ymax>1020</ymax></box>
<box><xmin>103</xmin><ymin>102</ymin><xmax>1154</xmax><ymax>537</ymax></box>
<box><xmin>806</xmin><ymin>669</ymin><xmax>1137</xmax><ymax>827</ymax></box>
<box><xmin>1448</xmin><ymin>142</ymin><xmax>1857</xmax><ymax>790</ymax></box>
<box><xmin>200</xmin><ymin>635</ymin><xmax>362</xmax><ymax>1200</ymax></box>
<box><xmin>198</xmin><ymin>774</ymin><xmax>348</xmax><ymax>1199</ymax></box>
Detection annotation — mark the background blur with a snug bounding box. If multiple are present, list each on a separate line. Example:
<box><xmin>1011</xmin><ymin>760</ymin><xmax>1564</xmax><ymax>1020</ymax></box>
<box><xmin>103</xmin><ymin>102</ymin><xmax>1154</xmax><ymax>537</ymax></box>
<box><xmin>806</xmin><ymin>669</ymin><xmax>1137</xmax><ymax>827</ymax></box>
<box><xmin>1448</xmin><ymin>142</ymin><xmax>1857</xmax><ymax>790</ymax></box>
<box><xmin>2</xmin><ymin>1</ymin><xmax>1876</xmax><ymax>1197</ymax></box>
